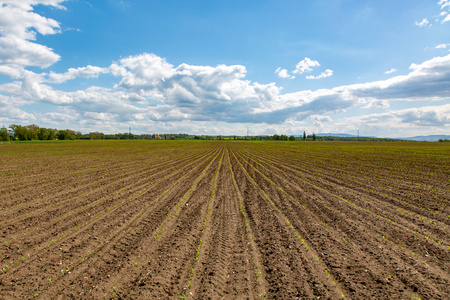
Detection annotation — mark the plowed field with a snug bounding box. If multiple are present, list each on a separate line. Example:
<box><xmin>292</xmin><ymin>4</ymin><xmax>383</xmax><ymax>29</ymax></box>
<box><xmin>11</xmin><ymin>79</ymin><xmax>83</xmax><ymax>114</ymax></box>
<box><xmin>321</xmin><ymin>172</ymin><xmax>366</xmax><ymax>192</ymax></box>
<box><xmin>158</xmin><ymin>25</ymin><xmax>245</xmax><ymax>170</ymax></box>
<box><xmin>1</xmin><ymin>140</ymin><xmax>449</xmax><ymax>299</ymax></box>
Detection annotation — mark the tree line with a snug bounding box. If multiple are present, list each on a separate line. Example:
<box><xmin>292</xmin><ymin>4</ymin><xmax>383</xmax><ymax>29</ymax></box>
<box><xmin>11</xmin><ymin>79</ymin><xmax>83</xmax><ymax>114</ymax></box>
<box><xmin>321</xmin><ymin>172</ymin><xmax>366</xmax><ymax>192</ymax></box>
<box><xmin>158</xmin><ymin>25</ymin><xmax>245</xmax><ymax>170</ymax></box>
<box><xmin>271</xmin><ymin>132</ymin><xmax>316</xmax><ymax>141</ymax></box>
<box><xmin>1</xmin><ymin>124</ymin><xmax>410</xmax><ymax>142</ymax></box>
<box><xmin>1</xmin><ymin>124</ymin><xmax>82</xmax><ymax>141</ymax></box>
<box><xmin>0</xmin><ymin>124</ymin><xmax>193</xmax><ymax>141</ymax></box>
<box><xmin>1</xmin><ymin>124</ymin><xmax>320</xmax><ymax>142</ymax></box>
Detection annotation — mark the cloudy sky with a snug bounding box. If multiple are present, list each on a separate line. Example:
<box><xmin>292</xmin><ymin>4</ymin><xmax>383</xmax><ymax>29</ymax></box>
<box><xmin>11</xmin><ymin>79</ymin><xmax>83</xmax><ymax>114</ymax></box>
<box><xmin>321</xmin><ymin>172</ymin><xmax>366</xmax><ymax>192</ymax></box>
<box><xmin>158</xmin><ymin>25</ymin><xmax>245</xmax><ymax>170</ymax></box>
<box><xmin>0</xmin><ymin>0</ymin><xmax>449</xmax><ymax>137</ymax></box>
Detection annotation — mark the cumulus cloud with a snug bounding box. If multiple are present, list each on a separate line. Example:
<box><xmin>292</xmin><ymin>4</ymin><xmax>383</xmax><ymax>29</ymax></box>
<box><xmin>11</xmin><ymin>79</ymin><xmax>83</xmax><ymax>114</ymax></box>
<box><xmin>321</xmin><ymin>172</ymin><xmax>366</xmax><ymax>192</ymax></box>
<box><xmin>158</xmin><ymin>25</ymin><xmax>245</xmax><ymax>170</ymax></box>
<box><xmin>415</xmin><ymin>1</ymin><xmax>450</xmax><ymax>25</ymax></box>
<box><xmin>306</xmin><ymin>69</ymin><xmax>333</xmax><ymax>79</ymax></box>
<box><xmin>310</xmin><ymin>115</ymin><xmax>333</xmax><ymax>128</ymax></box>
<box><xmin>321</xmin><ymin>103</ymin><xmax>450</xmax><ymax>138</ymax></box>
<box><xmin>385</xmin><ymin>68</ymin><xmax>397</xmax><ymax>74</ymax></box>
<box><xmin>1</xmin><ymin>0</ymin><xmax>449</xmax><ymax>137</ymax></box>
<box><xmin>275</xmin><ymin>67</ymin><xmax>295</xmax><ymax>79</ymax></box>
<box><xmin>293</xmin><ymin>57</ymin><xmax>320</xmax><ymax>74</ymax></box>
<box><xmin>436</xmin><ymin>1</ymin><xmax>450</xmax><ymax>23</ymax></box>
<box><xmin>443</xmin><ymin>14</ymin><xmax>450</xmax><ymax>23</ymax></box>
<box><xmin>0</xmin><ymin>93</ymin><xmax>37</xmax><ymax>124</ymax></box>
<box><xmin>311</xmin><ymin>115</ymin><xmax>332</xmax><ymax>125</ymax></box>
<box><xmin>0</xmin><ymin>65</ymin><xmax>22</xmax><ymax>78</ymax></box>
<box><xmin>311</xmin><ymin>115</ymin><xmax>332</xmax><ymax>123</ymax></box>
<box><xmin>415</xmin><ymin>18</ymin><xmax>430</xmax><ymax>27</ymax></box>
<box><xmin>0</xmin><ymin>0</ymin><xmax>65</xmax><ymax>73</ymax></box>
<box><xmin>439</xmin><ymin>0</ymin><xmax>450</xmax><ymax>10</ymax></box>
<box><xmin>3</xmin><ymin>52</ymin><xmax>450</xmax><ymax>131</ymax></box>
<box><xmin>0</xmin><ymin>36</ymin><xmax>60</xmax><ymax>69</ymax></box>
<box><xmin>399</xmin><ymin>106</ymin><xmax>449</xmax><ymax>126</ymax></box>
<box><xmin>288</xmin><ymin>58</ymin><xmax>333</xmax><ymax>79</ymax></box>
<box><xmin>345</xmin><ymin>104</ymin><xmax>450</xmax><ymax>132</ymax></box>
<box><xmin>2</xmin><ymin>38</ymin><xmax>450</xmax><ymax>134</ymax></box>
<box><xmin>48</xmin><ymin>66</ymin><xmax>110</xmax><ymax>83</ymax></box>
<box><xmin>363</xmin><ymin>100</ymin><xmax>390</xmax><ymax>109</ymax></box>
<box><xmin>107</xmin><ymin>53</ymin><xmax>285</xmax><ymax>122</ymax></box>
<box><xmin>437</xmin><ymin>9</ymin><xmax>450</xmax><ymax>23</ymax></box>
<box><xmin>39</xmin><ymin>112</ymin><xmax>77</xmax><ymax>125</ymax></box>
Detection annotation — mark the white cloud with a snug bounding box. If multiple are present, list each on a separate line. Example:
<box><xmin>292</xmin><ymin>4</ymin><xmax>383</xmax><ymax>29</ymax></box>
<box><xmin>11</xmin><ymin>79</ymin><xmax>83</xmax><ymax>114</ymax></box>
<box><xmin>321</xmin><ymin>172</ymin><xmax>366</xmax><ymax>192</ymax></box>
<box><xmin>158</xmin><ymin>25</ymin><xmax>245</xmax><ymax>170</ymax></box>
<box><xmin>311</xmin><ymin>115</ymin><xmax>333</xmax><ymax>128</ymax></box>
<box><xmin>290</xmin><ymin>58</ymin><xmax>333</xmax><ymax>79</ymax></box>
<box><xmin>436</xmin><ymin>1</ymin><xmax>450</xmax><ymax>23</ymax></box>
<box><xmin>0</xmin><ymin>93</ymin><xmax>37</xmax><ymax>125</ymax></box>
<box><xmin>2</xmin><ymin>50</ymin><xmax>450</xmax><ymax>135</ymax></box>
<box><xmin>339</xmin><ymin>104</ymin><xmax>450</xmax><ymax>137</ymax></box>
<box><xmin>306</xmin><ymin>69</ymin><xmax>333</xmax><ymax>80</ymax></box>
<box><xmin>439</xmin><ymin>0</ymin><xmax>450</xmax><ymax>10</ymax></box>
<box><xmin>385</xmin><ymin>68</ymin><xmax>397</xmax><ymax>74</ymax></box>
<box><xmin>108</xmin><ymin>53</ymin><xmax>284</xmax><ymax>123</ymax></box>
<box><xmin>415</xmin><ymin>18</ymin><xmax>430</xmax><ymax>27</ymax></box>
<box><xmin>311</xmin><ymin>115</ymin><xmax>332</xmax><ymax>123</ymax></box>
<box><xmin>38</xmin><ymin>112</ymin><xmax>78</xmax><ymax>126</ymax></box>
<box><xmin>48</xmin><ymin>66</ymin><xmax>110</xmax><ymax>83</ymax></box>
<box><xmin>0</xmin><ymin>65</ymin><xmax>23</xmax><ymax>78</ymax></box>
<box><xmin>363</xmin><ymin>100</ymin><xmax>390</xmax><ymax>109</ymax></box>
<box><xmin>305</xmin><ymin>104</ymin><xmax>450</xmax><ymax>139</ymax></box>
<box><xmin>0</xmin><ymin>36</ymin><xmax>60</xmax><ymax>69</ymax></box>
<box><xmin>275</xmin><ymin>67</ymin><xmax>295</xmax><ymax>79</ymax></box>
<box><xmin>293</xmin><ymin>57</ymin><xmax>320</xmax><ymax>74</ymax></box>
<box><xmin>399</xmin><ymin>105</ymin><xmax>450</xmax><ymax>126</ymax></box>
<box><xmin>43</xmin><ymin>53</ymin><xmax>450</xmax><ymax>126</ymax></box>
<box><xmin>0</xmin><ymin>1</ymin><xmax>66</xmax><ymax>11</ymax></box>
<box><xmin>112</xmin><ymin>53</ymin><xmax>176</xmax><ymax>92</ymax></box>
<box><xmin>0</xmin><ymin>1</ymin><xmax>65</xmax><ymax>73</ymax></box>
<box><xmin>0</xmin><ymin>3</ymin><xmax>62</xmax><ymax>40</ymax></box>
<box><xmin>0</xmin><ymin>1</ymin><xmax>448</xmax><ymax>137</ymax></box>
<box><xmin>416</xmin><ymin>1</ymin><xmax>450</xmax><ymax>25</ymax></box>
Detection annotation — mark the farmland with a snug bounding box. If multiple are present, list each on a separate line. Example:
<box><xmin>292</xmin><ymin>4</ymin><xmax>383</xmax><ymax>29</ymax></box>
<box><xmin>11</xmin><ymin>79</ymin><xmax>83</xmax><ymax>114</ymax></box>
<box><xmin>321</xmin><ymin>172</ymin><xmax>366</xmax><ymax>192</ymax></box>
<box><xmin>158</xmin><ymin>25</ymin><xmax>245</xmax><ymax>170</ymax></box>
<box><xmin>0</xmin><ymin>140</ymin><xmax>449</xmax><ymax>299</ymax></box>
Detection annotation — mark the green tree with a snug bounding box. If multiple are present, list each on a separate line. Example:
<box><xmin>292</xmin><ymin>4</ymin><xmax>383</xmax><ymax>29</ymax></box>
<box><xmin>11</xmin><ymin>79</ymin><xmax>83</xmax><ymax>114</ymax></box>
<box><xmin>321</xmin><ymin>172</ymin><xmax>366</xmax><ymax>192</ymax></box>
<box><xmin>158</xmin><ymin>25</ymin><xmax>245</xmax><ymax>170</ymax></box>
<box><xmin>57</xmin><ymin>129</ymin><xmax>77</xmax><ymax>140</ymax></box>
<box><xmin>26</xmin><ymin>124</ymin><xmax>39</xmax><ymax>140</ymax></box>
<box><xmin>0</xmin><ymin>126</ymin><xmax>9</xmax><ymax>141</ymax></box>
<box><xmin>89</xmin><ymin>132</ymin><xmax>105</xmax><ymax>140</ymax></box>
<box><xmin>303</xmin><ymin>131</ymin><xmax>306</xmax><ymax>141</ymax></box>
<box><xmin>10</xmin><ymin>124</ymin><xmax>28</xmax><ymax>140</ymax></box>
<box><xmin>312</xmin><ymin>132</ymin><xmax>316</xmax><ymax>141</ymax></box>
<box><xmin>38</xmin><ymin>128</ymin><xmax>50</xmax><ymax>140</ymax></box>
<box><xmin>57</xmin><ymin>130</ymin><xmax>68</xmax><ymax>140</ymax></box>
<box><xmin>289</xmin><ymin>135</ymin><xmax>295</xmax><ymax>141</ymax></box>
<box><xmin>47</xmin><ymin>128</ymin><xmax>57</xmax><ymax>140</ymax></box>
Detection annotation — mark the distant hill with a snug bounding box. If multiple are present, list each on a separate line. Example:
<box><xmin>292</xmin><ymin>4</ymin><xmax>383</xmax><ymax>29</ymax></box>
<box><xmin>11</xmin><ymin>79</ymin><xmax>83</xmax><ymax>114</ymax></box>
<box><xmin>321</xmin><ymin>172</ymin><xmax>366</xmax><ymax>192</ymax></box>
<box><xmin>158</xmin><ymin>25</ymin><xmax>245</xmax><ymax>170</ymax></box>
<box><xmin>316</xmin><ymin>133</ymin><xmax>355</xmax><ymax>137</ymax></box>
<box><xmin>400</xmin><ymin>135</ymin><xmax>450</xmax><ymax>142</ymax></box>
<box><xmin>315</xmin><ymin>133</ymin><xmax>450</xmax><ymax>142</ymax></box>
<box><xmin>316</xmin><ymin>133</ymin><xmax>378</xmax><ymax>138</ymax></box>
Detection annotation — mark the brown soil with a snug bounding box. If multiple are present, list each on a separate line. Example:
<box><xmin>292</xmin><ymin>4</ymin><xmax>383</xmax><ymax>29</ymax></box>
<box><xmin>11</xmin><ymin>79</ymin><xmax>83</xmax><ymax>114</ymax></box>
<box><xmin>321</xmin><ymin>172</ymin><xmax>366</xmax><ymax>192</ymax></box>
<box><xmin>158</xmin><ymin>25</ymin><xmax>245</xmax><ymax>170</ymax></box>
<box><xmin>0</xmin><ymin>140</ymin><xmax>449</xmax><ymax>299</ymax></box>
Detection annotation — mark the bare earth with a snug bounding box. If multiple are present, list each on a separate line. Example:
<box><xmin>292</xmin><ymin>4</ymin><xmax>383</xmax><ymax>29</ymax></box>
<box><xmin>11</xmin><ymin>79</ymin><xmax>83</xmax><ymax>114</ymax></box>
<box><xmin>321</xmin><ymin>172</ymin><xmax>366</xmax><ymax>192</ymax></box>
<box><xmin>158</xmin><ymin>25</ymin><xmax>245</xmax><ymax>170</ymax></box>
<box><xmin>0</xmin><ymin>140</ymin><xmax>449</xmax><ymax>299</ymax></box>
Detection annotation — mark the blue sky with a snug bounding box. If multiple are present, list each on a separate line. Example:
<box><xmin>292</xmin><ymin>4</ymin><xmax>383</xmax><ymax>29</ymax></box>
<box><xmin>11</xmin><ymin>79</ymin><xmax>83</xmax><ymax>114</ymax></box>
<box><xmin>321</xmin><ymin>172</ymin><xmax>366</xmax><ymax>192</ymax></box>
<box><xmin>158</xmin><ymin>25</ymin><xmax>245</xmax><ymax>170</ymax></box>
<box><xmin>0</xmin><ymin>0</ymin><xmax>449</xmax><ymax>137</ymax></box>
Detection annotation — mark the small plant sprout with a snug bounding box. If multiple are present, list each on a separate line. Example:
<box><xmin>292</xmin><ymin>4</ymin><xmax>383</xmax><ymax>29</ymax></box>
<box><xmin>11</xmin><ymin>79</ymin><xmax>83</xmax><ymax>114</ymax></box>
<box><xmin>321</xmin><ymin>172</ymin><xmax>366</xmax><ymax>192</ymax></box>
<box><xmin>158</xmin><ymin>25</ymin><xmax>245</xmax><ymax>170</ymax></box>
<box><xmin>30</xmin><ymin>291</ymin><xmax>40</xmax><ymax>298</ymax></box>
<box><xmin>131</xmin><ymin>259</ymin><xmax>138</xmax><ymax>269</ymax></box>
